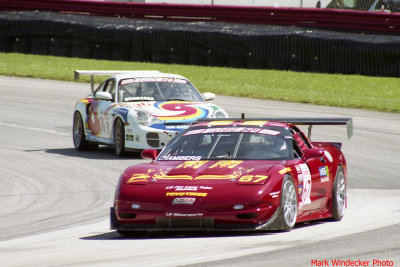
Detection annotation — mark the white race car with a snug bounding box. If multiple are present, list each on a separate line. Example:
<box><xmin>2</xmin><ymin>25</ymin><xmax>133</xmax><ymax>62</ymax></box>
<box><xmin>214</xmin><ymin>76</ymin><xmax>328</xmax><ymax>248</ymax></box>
<box><xmin>73</xmin><ymin>70</ymin><xmax>229</xmax><ymax>156</ymax></box>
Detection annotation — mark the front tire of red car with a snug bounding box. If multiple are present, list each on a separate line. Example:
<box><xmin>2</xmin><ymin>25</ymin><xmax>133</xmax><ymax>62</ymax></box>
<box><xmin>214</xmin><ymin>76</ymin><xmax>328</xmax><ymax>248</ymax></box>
<box><xmin>117</xmin><ymin>229</ymin><xmax>134</xmax><ymax>237</ymax></box>
<box><xmin>269</xmin><ymin>175</ymin><xmax>298</xmax><ymax>232</ymax></box>
<box><xmin>332</xmin><ymin>166</ymin><xmax>346</xmax><ymax>221</ymax></box>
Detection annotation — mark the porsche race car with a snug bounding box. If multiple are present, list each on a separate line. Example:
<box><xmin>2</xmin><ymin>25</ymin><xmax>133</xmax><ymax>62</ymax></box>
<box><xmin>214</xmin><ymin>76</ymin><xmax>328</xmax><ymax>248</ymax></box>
<box><xmin>111</xmin><ymin>117</ymin><xmax>352</xmax><ymax>234</ymax></box>
<box><xmin>73</xmin><ymin>70</ymin><xmax>228</xmax><ymax>156</ymax></box>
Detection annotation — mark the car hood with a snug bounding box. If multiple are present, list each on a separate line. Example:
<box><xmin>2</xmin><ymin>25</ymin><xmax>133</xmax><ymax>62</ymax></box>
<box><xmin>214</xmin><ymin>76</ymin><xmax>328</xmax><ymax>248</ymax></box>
<box><xmin>122</xmin><ymin>101</ymin><xmax>221</xmax><ymax>123</ymax></box>
<box><xmin>119</xmin><ymin>160</ymin><xmax>281</xmax><ymax>212</ymax></box>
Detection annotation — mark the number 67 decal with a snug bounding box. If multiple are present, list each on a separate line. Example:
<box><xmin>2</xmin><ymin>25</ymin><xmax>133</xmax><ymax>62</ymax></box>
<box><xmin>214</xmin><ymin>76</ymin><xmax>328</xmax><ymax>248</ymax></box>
<box><xmin>237</xmin><ymin>175</ymin><xmax>269</xmax><ymax>184</ymax></box>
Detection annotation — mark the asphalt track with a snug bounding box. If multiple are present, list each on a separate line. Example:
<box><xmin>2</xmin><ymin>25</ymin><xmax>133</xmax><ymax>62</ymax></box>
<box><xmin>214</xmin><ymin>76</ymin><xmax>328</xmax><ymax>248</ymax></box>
<box><xmin>0</xmin><ymin>76</ymin><xmax>399</xmax><ymax>267</ymax></box>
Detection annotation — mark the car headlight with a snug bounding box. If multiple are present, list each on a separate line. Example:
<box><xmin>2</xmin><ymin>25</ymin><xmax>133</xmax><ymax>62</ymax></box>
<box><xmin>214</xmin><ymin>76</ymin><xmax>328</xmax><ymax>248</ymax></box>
<box><xmin>214</xmin><ymin>110</ymin><xmax>228</xmax><ymax>118</ymax></box>
<box><xmin>134</xmin><ymin>110</ymin><xmax>161</xmax><ymax>126</ymax></box>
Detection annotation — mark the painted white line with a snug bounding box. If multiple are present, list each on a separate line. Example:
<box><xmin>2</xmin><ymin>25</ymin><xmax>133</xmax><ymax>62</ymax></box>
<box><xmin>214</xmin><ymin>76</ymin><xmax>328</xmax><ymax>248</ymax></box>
<box><xmin>0</xmin><ymin>122</ymin><xmax>69</xmax><ymax>137</ymax></box>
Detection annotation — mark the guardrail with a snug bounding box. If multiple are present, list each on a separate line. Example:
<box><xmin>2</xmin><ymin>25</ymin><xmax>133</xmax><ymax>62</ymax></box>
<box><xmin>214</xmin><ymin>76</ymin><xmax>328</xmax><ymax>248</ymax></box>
<box><xmin>1</xmin><ymin>0</ymin><xmax>400</xmax><ymax>33</ymax></box>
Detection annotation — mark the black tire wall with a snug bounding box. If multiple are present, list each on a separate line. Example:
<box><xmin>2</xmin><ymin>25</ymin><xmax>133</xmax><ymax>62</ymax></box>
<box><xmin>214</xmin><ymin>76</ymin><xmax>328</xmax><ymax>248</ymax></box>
<box><xmin>1</xmin><ymin>11</ymin><xmax>400</xmax><ymax>76</ymax></box>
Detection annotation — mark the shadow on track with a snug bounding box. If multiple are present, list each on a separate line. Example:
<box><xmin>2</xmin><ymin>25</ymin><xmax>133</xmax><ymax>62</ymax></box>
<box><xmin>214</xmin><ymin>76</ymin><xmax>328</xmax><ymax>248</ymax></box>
<box><xmin>80</xmin><ymin>230</ymin><xmax>272</xmax><ymax>241</ymax></box>
<box><xmin>80</xmin><ymin>218</ymin><xmax>334</xmax><ymax>241</ymax></box>
<box><xmin>25</xmin><ymin>147</ymin><xmax>143</xmax><ymax>160</ymax></box>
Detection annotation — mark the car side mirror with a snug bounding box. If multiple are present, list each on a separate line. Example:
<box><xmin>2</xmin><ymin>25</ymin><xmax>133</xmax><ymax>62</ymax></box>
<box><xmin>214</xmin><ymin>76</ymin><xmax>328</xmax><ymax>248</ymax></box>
<box><xmin>141</xmin><ymin>149</ymin><xmax>158</xmax><ymax>160</ymax></box>
<box><xmin>203</xmin><ymin>92</ymin><xmax>216</xmax><ymax>101</ymax></box>
<box><xmin>302</xmin><ymin>148</ymin><xmax>324</xmax><ymax>161</ymax></box>
<box><xmin>95</xmin><ymin>91</ymin><xmax>113</xmax><ymax>101</ymax></box>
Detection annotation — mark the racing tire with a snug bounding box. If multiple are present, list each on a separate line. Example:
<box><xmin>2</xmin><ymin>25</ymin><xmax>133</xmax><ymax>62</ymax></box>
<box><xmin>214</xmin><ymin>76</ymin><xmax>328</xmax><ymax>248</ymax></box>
<box><xmin>73</xmin><ymin>112</ymin><xmax>98</xmax><ymax>151</ymax></box>
<box><xmin>332</xmin><ymin>166</ymin><xmax>346</xmax><ymax>221</ymax></box>
<box><xmin>271</xmin><ymin>175</ymin><xmax>298</xmax><ymax>231</ymax></box>
<box><xmin>114</xmin><ymin>118</ymin><xmax>126</xmax><ymax>157</ymax></box>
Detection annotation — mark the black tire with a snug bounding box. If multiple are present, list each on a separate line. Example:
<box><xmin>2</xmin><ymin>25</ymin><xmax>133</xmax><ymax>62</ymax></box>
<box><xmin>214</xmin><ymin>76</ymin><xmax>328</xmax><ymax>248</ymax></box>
<box><xmin>269</xmin><ymin>175</ymin><xmax>298</xmax><ymax>231</ymax></box>
<box><xmin>332</xmin><ymin>166</ymin><xmax>346</xmax><ymax>221</ymax></box>
<box><xmin>73</xmin><ymin>112</ymin><xmax>98</xmax><ymax>150</ymax></box>
<box><xmin>114</xmin><ymin>118</ymin><xmax>126</xmax><ymax>157</ymax></box>
<box><xmin>117</xmin><ymin>229</ymin><xmax>135</xmax><ymax>237</ymax></box>
<box><xmin>110</xmin><ymin>208</ymin><xmax>135</xmax><ymax>237</ymax></box>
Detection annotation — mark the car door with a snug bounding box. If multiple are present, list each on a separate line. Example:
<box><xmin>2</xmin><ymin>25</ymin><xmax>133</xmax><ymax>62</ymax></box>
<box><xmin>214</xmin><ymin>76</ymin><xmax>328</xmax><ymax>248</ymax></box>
<box><xmin>89</xmin><ymin>78</ymin><xmax>116</xmax><ymax>140</ymax></box>
<box><xmin>292</xmin><ymin>127</ymin><xmax>328</xmax><ymax>212</ymax></box>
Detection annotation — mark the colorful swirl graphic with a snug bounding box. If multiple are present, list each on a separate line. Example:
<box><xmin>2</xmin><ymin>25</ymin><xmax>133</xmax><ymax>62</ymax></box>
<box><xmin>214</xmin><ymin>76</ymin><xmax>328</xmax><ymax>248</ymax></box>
<box><xmin>153</xmin><ymin>101</ymin><xmax>209</xmax><ymax>122</ymax></box>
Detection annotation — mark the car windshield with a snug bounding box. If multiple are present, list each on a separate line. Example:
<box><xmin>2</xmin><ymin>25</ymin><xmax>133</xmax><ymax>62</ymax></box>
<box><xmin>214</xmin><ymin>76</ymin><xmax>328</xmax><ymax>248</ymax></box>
<box><xmin>158</xmin><ymin>127</ymin><xmax>292</xmax><ymax>161</ymax></box>
<box><xmin>118</xmin><ymin>78</ymin><xmax>204</xmax><ymax>102</ymax></box>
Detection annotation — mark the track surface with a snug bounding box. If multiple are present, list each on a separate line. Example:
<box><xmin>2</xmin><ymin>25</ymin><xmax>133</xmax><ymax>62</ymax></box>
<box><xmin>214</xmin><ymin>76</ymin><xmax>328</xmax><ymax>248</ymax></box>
<box><xmin>0</xmin><ymin>76</ymin><xmax>399</xmax><ymax>266</ymax></box>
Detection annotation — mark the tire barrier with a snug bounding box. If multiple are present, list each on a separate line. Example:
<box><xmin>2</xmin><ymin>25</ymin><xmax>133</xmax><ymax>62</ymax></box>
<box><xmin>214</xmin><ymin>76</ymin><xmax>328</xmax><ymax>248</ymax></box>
<box><xmin>2</xmin><ymin>0</ymin><xmax>400</xmax><ymax>33</ymax></box>
<box><xmin>1</xmin><ymin>11</ymin><xmax>400</xmax><ymax>76</ymax></box>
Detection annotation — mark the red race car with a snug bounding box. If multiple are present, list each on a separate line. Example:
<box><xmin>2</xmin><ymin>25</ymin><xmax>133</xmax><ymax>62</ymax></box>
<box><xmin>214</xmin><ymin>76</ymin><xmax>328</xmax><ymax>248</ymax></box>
<box><xmin>111</xmin><ymin>117</ymin><xmax>352</xmax><ymax>235</ymax></box>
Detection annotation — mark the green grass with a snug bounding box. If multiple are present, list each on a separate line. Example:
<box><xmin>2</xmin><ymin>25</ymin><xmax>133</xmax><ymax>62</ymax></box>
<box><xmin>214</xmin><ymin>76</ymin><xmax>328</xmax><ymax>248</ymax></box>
<box><xmin>1</xmin><ymin>52</ymin><xmax>399</xmax><ymax>113</ymax></box>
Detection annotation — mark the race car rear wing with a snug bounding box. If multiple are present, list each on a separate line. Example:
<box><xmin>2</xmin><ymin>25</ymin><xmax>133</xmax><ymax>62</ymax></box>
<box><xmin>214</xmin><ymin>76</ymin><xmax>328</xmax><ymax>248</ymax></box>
<box><xmin>196</xmin><ymin>117</ymin><xmax>353</xmax><ymax>139</ymax></box>
<box><xmin>74</xmin><ymin>70</ymin><xmax>161</xmax><ymax>93</ymax></box>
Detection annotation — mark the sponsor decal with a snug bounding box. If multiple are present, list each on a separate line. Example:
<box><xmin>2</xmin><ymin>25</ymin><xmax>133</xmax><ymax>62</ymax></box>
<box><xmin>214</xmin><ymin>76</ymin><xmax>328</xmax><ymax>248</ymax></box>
<box><xmin>319</xmin><ymin>166</ymin><xmax>329</xmax><ymax>177</ymax></box>
<box><xmin>298</xmin><ymin>185</ymin><xmax>304</xmax><ymax>209</ymax></box>
<box><xmin>184</xmin><ymin>127</ymin><xmax>281</xmax><ymax>136</ymax></box>
<box><xmin>126</xmin><ymin>169</ymin><xmax>155</xmax><ymax>183</ymax></box>
<box><xmin>172</xmin><ymin>197</ymin><xmax>196</xmax><ymax>205</ymax></box>
<box><xmin>124</xmin><ymin>96</ymin><xmax>154</xmax><ymax>101</ymax></box>
<box><xmin>296</xmin><ymin>165</ymin><xmax>303</xmax><ymax>182</ymax></box>
<box><xmin>176</xmin><ymin>161</ymin><xmax>208</xmax><ymax>169</ymax></box>
<box><xmin>165</xmin><ymin>185</ymin><xmax>213</xmax><ymax>191</ymax></box>
<box><xmin>320</xmin><ymin>177</ymin><xmax>329</xmax><ymax>183</ymax></box>
<box><xmin>279</xmin><ymin>167</ymin><xmax>291</xmax><ymax>175</ymax></box>
<box><xmin>269</xmin><ymin>191</ymin><xmax>280</xmax><ymax>198</ymax></box>
<box><xmin>184</xmin><ymin>129</ymin><xmax>206</xmax><ymax>135</ymax></box>
<box><xmin>166</xmin><ymin>192</ymin><xmax>208</xmax><ymax>197</ymax></box>
<box><xmin>295</xmin><ymin>165</ymin><xmax>301</xmax><ymax>173</ymax></box>
<box><xmin>298</xmin><ymin>163</ymin><xmax>311</xmax><ymax>205</ymax></box>
<box><xmin>166</xmin><ymin>213</ymin><xmax>203</xmax><ymax>217</ymax></box>
<box><xmin>200</xmin><ymin>186</ymin><xmax>213</xmax><ymax>190</ymax></box>
<box><xmin>240</xmin><ymin>121</ymin><xmax>267</xmax><ymax>126</ymax></box>
<box><xmin>122</xmin><ymin>77</ymin><xmax>181</xmax><ymax>84</ymax></box>
<box><xmin>298</xmin><ymin>185</ymin><xmax>303</xmax><ymax>196</ymax></box>
<box><xmin>319</xmin><ymin>166</ymin><xmax>330</xmax><ymax>183</ymax></box>
<box><xmin>165</xmin><ymin>125</ymin><xmax>189</xmax><ymax>130</ymax></box>
<box><xmin>206</xmin><ymin>121</ymin><xmax>234</xmax><ymax>126</ymax></box>
<box><xmin>209</xmin><ymin>160</ymin><xmax>243</xmax><ymax>169</ymax></box>
<box><xmin>158</xmin><ymin>155</ymin><xmax>202</xmax><ymax>161</ymax></box>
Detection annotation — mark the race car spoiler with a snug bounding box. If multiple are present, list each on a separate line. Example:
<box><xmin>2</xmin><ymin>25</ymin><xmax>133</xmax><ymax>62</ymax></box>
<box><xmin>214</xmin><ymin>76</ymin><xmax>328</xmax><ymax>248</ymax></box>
<box><xmin>196</xmin><ymin>117</ymin><xmax>353</xmax><ymax>139</ymax></box>
<box><xmin>74</xmin><ymin>70</ymin><xmax>161</xmax><ymax>93</ymax></box>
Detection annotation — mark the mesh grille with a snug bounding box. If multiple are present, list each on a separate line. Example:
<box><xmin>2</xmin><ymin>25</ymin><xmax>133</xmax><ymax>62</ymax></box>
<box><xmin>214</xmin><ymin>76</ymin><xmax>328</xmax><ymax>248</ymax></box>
<box><xmin>146</xmin><ymin>132</ymin><xmax>159</xmax><ymax>147</ymax></box>
<box><xmin>157</xmin><ymin>217</ymin><xmax>214</xmax><ymax>228</ymax></box>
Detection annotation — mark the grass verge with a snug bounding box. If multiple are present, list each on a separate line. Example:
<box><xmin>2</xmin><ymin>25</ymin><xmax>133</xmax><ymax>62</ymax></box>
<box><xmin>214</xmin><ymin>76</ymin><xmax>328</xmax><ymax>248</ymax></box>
<box><xmin>1</xmin><ymin>52</ymin><xmax>399</xmax><ymax>113</ymax></box>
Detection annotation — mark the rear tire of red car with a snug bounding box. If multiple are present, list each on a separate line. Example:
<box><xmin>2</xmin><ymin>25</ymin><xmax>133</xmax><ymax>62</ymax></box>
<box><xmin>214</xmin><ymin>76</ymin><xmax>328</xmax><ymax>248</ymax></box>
<box><xmin>332</xmin><ymin>166</ymin><xmax>346</xmax><ymax>221</ymax></box>
<box><xmin>73</xmin><ymin>111</ymin><xmax>98</xmax><ymax>151</ymax></box>
<box><xmin>114</xmin><ymin>118</ymin><xmax>126</xmax><ymax>157</ymax></box>
<box><xmin>270</xmin><ymin>175</ymin><xmax>298</xmax><ymax>232</ymax></box>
